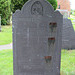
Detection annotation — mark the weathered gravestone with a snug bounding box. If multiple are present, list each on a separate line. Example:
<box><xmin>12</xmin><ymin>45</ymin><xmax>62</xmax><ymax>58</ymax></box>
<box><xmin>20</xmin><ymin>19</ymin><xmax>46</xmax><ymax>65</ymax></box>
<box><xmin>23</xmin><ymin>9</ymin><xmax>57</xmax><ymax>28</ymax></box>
<box><xmin>62</xmin><ymin>18</ymin><xmax>75</xmax><ymax>49</ymax></box>
<box><xmin>12</xmin><ymin>0</ymin><xmax>63</xmax><ymax>75</ymax></box>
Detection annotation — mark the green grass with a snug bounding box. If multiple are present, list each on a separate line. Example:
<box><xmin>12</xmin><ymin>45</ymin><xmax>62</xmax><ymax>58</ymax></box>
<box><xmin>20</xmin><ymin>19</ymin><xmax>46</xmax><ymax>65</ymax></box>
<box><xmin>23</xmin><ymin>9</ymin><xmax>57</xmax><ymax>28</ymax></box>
<box><xmin>61</xmin><ymin>50</ymin><xmax>75</xmax><ymax>75</ymax></box>
<box><xmin>0</xmin><ymin>49</ymin><xmax>75</xmax><ymax>75</ymax></box>
<box><xmin>0</xmin><ymin>49</ymin><xmax>13</xmax><ymax>75</ymax></box>
<box><xmin>0</xmin><ymin>26</ymin><xmax>12</xmax><ymax>45</ymax></box>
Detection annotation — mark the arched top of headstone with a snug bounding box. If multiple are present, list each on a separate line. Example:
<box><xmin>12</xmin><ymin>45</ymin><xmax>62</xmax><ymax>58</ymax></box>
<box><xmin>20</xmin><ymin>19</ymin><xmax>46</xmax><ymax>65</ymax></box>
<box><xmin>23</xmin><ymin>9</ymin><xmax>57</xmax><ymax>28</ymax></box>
<box><xmin>13</xmin><ymin>0</ymin><xmax>58</xmax><ymax>17</ymax></box>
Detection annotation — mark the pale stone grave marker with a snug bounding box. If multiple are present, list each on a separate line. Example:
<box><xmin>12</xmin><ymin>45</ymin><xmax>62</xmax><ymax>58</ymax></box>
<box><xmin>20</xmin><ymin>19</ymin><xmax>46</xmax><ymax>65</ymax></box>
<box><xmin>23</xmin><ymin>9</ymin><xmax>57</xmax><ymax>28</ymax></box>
<box><xmin>12</xmin><ymin>0</ymin><xmax>63</xmax><ymax>75</ymax></box>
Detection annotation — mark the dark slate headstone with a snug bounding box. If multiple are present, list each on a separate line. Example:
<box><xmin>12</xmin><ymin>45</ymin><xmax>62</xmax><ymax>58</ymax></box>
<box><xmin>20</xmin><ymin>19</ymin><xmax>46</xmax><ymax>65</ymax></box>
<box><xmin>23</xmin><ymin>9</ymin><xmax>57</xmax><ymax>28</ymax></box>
<box><xmin>62</xmin><ymin>18</ymin><xmax>75</xmax><ymax>49</ymax></box>
<box><xmin>12</xmin><ymin>0</ymin><xmax>63</xmax><ymax>75</ymax></box>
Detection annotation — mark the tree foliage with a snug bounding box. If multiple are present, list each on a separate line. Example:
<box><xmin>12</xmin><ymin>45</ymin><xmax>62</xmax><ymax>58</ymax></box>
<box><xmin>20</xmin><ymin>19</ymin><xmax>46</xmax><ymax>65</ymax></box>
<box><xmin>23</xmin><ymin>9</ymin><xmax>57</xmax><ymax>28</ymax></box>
<box><xmin>0</xmin><ymin>0</ymin><xmax>57</xmax><ymax>25</ymax></box>
<box><xmin>11</xmin><ymin>0</ymin><xmax>57</xmax><ymax>13</ymax></box>
<box><xmin>47</xmin><ymin>0</ymin><xmax>57</xmax><ymax>10</ymax></box>
<box><xmin>0</xmin><ymin>0</ymin><xmax>11</xmax><ymax>25</ymax></box>
<box><xmin>11</xmin><ymin>0</ymin><xmax>28</xmax><ymax>13</ymax></box>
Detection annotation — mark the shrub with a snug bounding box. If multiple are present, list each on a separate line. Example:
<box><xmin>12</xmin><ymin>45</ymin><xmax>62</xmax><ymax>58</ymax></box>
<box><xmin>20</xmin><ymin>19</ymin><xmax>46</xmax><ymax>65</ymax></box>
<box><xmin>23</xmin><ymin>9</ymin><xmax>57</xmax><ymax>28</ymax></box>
<box><xmin>0</xmin><ymin>0</ymin><xmax>11</xmax><ymax>25</ymax></box>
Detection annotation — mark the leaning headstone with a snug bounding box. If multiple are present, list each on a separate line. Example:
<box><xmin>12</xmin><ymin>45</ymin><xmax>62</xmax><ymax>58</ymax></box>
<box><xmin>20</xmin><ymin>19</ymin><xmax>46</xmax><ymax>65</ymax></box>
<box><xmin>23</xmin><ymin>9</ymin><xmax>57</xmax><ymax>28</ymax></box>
<box><xmin>12</xmin><ymin>0</ymin><xmax>63</xmax><ymax>75</ymax></box>
<box><xmin>0</xmin><ymin>14</ymin><xmax>1</xmax><ymax>32</ymax></box>
<box><xmin>62</xmin><ymin>18</ymin><xmax>75</xmax><ymax>49</ymax></box>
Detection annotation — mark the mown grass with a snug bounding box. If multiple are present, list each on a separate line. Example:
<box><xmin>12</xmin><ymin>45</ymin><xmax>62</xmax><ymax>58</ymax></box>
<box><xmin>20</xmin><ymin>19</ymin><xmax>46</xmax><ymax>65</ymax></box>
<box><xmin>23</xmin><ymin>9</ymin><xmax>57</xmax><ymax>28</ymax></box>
<box><xmin>61</xmin><ymin>50</ymin><xmax>75</xmax><ymax>75</ymax></box>
<box><xmin>0</xmin><ymin>26</ymin><xmax>12</xmax><ymax>45</ymax></box>
<box><xmin>0</xmin><ymin>49</ymin><xmax>13</xmax><ymax>75</ymax></box>
<box><xmin>0</xmin><ymin>49</ymin><xmax>75</xmax><ymax>75</ymax></box>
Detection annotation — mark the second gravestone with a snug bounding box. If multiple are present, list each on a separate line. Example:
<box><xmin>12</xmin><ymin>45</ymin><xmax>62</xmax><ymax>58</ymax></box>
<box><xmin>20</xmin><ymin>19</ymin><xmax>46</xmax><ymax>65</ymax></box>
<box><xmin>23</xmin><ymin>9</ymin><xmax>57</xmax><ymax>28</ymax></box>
<box><xmin>12</xmin><ymin>0</ymin><xmax>63</xmax><ymax>75</ymax></box>
<box><xmin>62</xmin><ymin>18</ymin><xmax>75</xmax><ymax>49</ymax></box>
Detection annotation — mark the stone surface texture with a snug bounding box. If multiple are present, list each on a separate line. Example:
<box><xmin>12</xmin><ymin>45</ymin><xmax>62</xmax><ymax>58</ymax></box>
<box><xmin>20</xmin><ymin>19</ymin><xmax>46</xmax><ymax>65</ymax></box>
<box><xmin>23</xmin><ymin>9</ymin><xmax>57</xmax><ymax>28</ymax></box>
<box><xmin>12</xmin><ymin>0</ymin><xmax>63</xmax><ymax>75</ymax></box>
<box><xmin>62</xmin><ymin>18</ymin><xmax>75</xmax><ymax>49</ymax></box>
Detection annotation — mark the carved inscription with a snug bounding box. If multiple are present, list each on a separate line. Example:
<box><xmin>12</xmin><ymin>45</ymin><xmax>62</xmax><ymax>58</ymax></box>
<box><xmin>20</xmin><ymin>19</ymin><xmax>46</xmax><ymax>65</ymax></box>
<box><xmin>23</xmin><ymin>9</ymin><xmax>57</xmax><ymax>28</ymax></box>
<box><xmin>31</xmin><ymin>1</ymin><xmax>43</xmax><ymax>15</ymax></box>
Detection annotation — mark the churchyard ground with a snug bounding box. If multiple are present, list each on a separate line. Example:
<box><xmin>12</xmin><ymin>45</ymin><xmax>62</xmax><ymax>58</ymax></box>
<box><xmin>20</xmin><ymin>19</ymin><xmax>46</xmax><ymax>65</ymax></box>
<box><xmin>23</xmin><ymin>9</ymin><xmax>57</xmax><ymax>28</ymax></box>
<box><xmin>0</xmin><ymin>15</ymin><xmax>75</xmax><ymax>74</ymax></box>
<box><xmin>0</xmin><ymin>49</ymin><xmax>75</xmax><ymax>75</ymax></box>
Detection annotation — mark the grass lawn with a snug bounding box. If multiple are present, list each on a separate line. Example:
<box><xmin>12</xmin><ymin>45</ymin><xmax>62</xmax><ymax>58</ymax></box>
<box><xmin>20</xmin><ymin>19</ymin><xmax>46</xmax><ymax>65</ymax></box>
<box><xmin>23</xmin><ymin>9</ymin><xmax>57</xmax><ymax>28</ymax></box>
<box><xmin>0</xmin><ymin>49</ymin><xmax>75</xmax><ymax>75</ymax></box>
<box><xmin>0</xmin><ymin>49</ymin><xmax>13</xmax><ymax>75</ymax></box>
<box><xmin>61</xmin><ymin>50</ymin><xmax>75</xmax><ymax>75</ymax></box>
<box><xmin>0</xmin><ymin>26</ymin><xmax>12</xmax><ymax>45</ymax></box>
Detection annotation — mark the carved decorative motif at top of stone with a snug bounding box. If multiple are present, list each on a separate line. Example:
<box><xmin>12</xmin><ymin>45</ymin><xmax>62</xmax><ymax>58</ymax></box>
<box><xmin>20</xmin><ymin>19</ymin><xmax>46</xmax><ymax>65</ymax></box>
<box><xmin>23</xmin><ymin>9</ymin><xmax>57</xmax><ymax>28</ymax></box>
<box><xmin>31</xmin><ymin>1</ymin><xmax>43</xmax><ymax>15</ymax></box>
